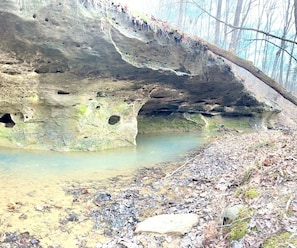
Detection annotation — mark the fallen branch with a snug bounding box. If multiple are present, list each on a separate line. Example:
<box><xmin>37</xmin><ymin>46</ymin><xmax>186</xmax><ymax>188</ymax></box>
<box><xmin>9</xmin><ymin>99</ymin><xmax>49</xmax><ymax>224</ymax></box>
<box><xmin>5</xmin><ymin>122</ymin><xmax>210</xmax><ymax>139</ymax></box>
<box><xmin>164</xmin><ymin>154</ymin><xmax>199</xmax><ymax>178</ymax></box>
<box><xmin>199</xmin><ymin>40</ymin><xmax>297</xmax><ymax>107</ymax></box>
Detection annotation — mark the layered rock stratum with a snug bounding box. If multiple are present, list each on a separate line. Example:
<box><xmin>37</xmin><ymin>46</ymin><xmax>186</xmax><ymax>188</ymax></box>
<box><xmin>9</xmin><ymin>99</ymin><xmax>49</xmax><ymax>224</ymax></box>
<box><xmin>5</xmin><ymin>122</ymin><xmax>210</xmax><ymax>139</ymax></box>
<box><xmin>0</xmin><ymin>0</ymin><xmax>294</xmax><ymax>151</ymax></box>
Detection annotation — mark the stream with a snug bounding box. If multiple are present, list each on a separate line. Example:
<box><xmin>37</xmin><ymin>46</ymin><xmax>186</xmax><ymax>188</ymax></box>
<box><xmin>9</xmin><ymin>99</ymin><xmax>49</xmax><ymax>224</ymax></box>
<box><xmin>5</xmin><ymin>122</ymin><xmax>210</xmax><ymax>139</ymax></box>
<box><xmin>0</xmin><ymin>132</ymin><xmax>210</xmax><ymax>182</ymax></box>
<box><xmin>0</xmin><ymin>131</ymin><xmax>211</xmax><ymax>246</ymax></box>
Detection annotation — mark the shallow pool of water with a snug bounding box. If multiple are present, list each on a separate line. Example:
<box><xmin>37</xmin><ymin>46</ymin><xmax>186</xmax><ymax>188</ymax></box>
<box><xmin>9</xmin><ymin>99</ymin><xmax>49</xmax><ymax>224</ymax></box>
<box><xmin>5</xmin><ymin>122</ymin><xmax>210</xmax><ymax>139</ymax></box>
<box><xmin>0</xmin><ymin>132</ymin><xmax>210</xmax><ymax>245</ymax></box>
<box><xmin>0</xmin><ymin>132</ymin><xmax>209</xmax><ymax>182</ymax></box>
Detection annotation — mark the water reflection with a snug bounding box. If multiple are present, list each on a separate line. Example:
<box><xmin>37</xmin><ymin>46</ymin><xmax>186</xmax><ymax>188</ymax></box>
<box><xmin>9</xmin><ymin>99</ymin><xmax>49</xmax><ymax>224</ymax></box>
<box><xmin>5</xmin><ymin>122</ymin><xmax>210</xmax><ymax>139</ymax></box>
<box><xmin>0</xmin><ymin>132</ymin><xmax>208</xmax><ymax>181</ymax></box>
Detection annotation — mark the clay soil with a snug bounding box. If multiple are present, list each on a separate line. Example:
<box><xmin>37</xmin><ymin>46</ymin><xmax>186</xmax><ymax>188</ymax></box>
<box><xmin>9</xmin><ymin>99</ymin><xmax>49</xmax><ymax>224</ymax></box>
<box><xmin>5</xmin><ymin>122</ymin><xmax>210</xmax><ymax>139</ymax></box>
<box><xmin>1</xmin><ymin>127</ymin><xmax>297</xmax><ymax>247</ymax></box>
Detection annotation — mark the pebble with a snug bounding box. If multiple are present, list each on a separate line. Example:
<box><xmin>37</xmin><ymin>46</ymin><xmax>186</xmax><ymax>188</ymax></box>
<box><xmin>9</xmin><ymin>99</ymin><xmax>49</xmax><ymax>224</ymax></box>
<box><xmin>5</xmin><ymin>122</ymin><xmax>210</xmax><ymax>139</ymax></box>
<box><xmin>35</xmin><ymin>205</ymin><xmax>44</xmax><ymax>211</ymax></box>
<box><xmin>93</xmin><ymin>193</ymin><xmax>111</xmax><ymax>206</ymax></box>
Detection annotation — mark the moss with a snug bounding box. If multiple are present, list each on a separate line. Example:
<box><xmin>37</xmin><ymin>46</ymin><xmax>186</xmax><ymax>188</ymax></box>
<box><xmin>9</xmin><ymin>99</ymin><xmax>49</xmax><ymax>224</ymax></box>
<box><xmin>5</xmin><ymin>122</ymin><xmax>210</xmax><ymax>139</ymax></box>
<box><xmin>229</xmin><ymin>221</ymin><xmax>248</xmax><ymax>241</ymax></box>
<box><xmin>225</xmin><ymin>207</ymin><xmax>254</xmax><ymax>241</ymax></box>
<box><xmin>137</xmin><ymin>113</ymin><xmax>254</xmax><ymax>134</ymax></box>
<box><xmin>130</xmin><ymin>9</ymin><xmax>149</xmax><ymax>23</ymax></box>
<box><xmin>234</xmin><ymin>186</ymin><xmax>260</xmax><ymax>199</ymax></box>
<box><xmin>183</xmin><ymin>113</ymin><xmax>206</xmax><ymax>128</ymax></box>
<box><xmin>29</xmin><ymin>95</ymin><xmax>39</xmax><ymax>103</ymax></box>
<box><xmin>263</xmin><ymin>232</ymin><xmax>297</xmax><ymax>248</ymax></box>
<box><xmin>244</xmin><ymin>188</ymin><xmax>260</xmax><ymax>199</ymax></box>
<box><xmin>78</xmin><ymin>105</ymin><xmax>87</xmax><ymax>115</ymax></box>
<box><xmin>234</xmin><ymin>188</ymin><xmax>243</xmax><ymax>197</ymax></box>
<box><xmin>137</xmin><ymin>114</ymin><xmax>202</xmax><ymax>134</ymax></box>
<box><xmin>203</xmin><ymin>115</ymin><xmax>251</xmax><ymax>131</ymax></box>
<box><xmin>0</xmin><ymin>125</ymin><xmax>12</xmax><ymax>139</ymax></box>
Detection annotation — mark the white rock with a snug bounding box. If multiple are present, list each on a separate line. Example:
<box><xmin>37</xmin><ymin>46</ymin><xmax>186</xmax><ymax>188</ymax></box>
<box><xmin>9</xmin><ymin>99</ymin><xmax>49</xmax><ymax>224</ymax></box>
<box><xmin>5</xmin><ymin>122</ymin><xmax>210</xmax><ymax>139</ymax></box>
<box><xmin>135</xmin><ymin>213</ymin><xmax>199</xmax><ymax>235</ymax></box>
<box><xmin>222</xmin><ymin>204</ymin><xmax>244</xmax><ymax>224</ymax></box>
<box><xmin>34</xmin><ymin>205</ymin><xmax>44</xmax><ymax>211</ymax></box>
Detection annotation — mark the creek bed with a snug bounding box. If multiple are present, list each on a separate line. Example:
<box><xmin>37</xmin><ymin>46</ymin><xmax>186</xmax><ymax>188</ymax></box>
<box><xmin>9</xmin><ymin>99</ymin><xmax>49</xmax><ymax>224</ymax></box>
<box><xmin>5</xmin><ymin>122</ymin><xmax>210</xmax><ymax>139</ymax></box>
<box><xmin>0</xmin><ymin>131</ymin><xmax>211</xmax><ymax>247</ymax></box>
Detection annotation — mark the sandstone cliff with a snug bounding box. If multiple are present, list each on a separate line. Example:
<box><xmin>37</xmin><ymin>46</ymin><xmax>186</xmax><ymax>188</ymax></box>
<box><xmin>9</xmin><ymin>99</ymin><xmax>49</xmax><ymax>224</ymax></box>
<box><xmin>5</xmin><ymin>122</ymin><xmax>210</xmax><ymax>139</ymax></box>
<box><xmin>0</xmin><ymin>0</ymin><xmax>293</xmax><ymax>151</ymax></box>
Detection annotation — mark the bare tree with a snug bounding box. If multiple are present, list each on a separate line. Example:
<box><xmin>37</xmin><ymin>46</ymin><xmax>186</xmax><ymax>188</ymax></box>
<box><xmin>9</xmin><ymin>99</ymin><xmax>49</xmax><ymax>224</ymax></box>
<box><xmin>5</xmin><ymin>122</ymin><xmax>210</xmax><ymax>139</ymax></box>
<box><xmin>177</xmin><ymin>0</ymin><xmax>184</xmax><ymax>29</ymax></box>
<box><xmin>190</xmin><ymin>0</ymin><xmax>297</xmax><ymax>46</ymax></box>
<box><xmin>271</xmin><ymin>0</ymin><xmax>293</xmax><ymax>84</ymax></box>
<box><xmin>294</xmin><ymin>0</ymin><xmax>297</xmax><ymax>33</ymax></box>
<box><xmin>207</xmin><ymin>0</ymin><xmax>213</xmax><ymax>38</ymax></box>
<box><xmin>222</xmin><ymin>0</ymin><xmax>230</xmax><ymax>49</ymax></box>
<box><xmin>252</xmin><ymin>1</ymin><xmax>268</xmax><ymax>66</ymax></box>
<box><xmin>156</xmin><ymin>0</ymin><xmax>297</xmax><ymax>92</ymax></box>
<box><xmin>261</xmin><ymin>1</ymin><xmax>277</xmax><ymax>72</ymax></box>
<box><xmin>285</xmin><ymin>35</ymin><xmax>297</xmax><ymax>89</ymax></box>
<box><xmin>236</xmin><ymin>0</ymin><xmax>254</xmax><ymax>53</ymax></box>
<box><xmin>214</xmin><ymin>0</ymin><xmax>222</xmax><ymax>45</ymax></box>
<box><xmin>229</xmin><ymin>0</ymin><xmax>243</xmax><ymax>52</ymax></box>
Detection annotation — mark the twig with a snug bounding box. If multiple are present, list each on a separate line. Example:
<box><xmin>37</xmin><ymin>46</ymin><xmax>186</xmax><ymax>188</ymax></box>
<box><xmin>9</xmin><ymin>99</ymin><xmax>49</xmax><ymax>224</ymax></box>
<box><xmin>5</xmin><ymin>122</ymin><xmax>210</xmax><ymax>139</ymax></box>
<box><xmin>286</xmin><ymin>195</ymin><xmax>294</xmax><ymax>212</ymax></box>
<box><xmin>188</xmin><ymin>0</ymin><xmax>297</xmax><ymax>45</ymax></box>
<box><xmin>164</xmin><ymin>154</ymin><xmax>199</xmax><ymax>178</ymax></box>
<box><xmin>217</xmin><ymin>216</ymin><xmax>252</xmax><ymax>228</ymax></box>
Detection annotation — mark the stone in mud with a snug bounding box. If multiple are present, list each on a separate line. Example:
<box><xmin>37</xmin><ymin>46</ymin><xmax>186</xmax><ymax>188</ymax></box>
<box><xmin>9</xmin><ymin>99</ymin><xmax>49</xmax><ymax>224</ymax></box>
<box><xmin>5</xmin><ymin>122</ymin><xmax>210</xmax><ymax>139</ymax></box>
<box><xmin>97</xmin><ymin>193</ymin><xmax>111</xmax><ymax>201</ymax></box>
<box><xmin>93</xmin><ymin>193</ymin><xmax>112</xmax><ymax>206</ymax></box>
<box><xmin>66</xmin><ymin>213</ymin><xmax>79</xmax><ymax>222</ymax></box>
<box><xmin>135</xmin><ymin>213</ymin><xmax>199</xmax><ymax>235</ymax></box>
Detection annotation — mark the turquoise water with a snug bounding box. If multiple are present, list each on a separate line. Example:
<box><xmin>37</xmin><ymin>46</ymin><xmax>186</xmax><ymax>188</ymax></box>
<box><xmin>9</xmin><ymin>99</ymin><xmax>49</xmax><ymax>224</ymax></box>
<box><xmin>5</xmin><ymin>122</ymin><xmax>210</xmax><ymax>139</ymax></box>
<box><xmin>0</xmin><ymin>132</ymin><xmax>209</xmax><ymax>181</ymax></box>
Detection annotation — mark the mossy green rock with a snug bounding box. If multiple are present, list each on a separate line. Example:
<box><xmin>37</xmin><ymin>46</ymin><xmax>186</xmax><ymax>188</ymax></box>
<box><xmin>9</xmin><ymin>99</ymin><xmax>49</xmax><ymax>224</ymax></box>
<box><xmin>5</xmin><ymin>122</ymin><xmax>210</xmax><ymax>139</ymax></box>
<box><xmin>223</xmin><ymin>205</ymin><xmax>253</xmax><ymax>241</ymax></box>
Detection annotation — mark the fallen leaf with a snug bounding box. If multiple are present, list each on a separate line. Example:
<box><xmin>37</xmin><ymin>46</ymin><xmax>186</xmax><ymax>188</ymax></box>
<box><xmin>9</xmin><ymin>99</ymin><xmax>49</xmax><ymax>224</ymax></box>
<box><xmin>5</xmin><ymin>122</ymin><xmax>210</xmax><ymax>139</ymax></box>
<box><xmin>251</xmin><ymin>173</ymin><xmax>262</xmax><ymax>184</ymax></box>
<box><xmin>203</xmin><ymin>221</ymin><xmax>218</xmax><ymax>245</ymax></box>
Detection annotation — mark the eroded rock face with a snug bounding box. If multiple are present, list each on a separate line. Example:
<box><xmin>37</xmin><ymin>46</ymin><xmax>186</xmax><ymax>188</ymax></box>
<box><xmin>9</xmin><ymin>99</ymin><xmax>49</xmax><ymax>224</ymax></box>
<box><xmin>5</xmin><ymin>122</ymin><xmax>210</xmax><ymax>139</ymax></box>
<box><xmin>0</xmin><ymin>0</ymin><xmax>281</xmax><ymax>151</ymax></box>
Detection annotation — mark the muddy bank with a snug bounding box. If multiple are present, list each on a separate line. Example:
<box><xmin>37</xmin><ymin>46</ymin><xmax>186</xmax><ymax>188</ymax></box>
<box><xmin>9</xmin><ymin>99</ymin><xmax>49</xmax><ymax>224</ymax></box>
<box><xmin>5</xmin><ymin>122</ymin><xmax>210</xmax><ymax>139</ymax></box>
<box><xmin>1</xmin><ymin>127</ymin><xmax>297</xmax><ymax>247</ymax></box>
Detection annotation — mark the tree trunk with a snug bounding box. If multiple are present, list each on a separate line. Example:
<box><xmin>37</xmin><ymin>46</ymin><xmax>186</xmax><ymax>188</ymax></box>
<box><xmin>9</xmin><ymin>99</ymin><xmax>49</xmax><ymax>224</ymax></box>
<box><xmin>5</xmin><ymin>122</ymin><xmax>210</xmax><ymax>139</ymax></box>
<box><xmin>271</xmin><ymin>0</ymin><xmax>292</xmax><ymax>84</ymax></box>
<box><xmin>294</xmin><ymin>0</ymin><xmax>297</xmax><ymax>33</ymax></box>
<box><xmin>222</xmin><ymin>0</ymin><xmax>230</xmax><ymax>49</ymax></box>
<box><xmin>253</xmin><ymin>1</ymin><xmax>267</xmax><ymax>66</ymax></box>
<box><xmin>285</xmin><ymin>35</ymin><xmax>297</xmax><ymax>90</ymax></box>
<box><xmin>214</xmin><ymin>0</ymin><xmax>222</xmax><ymax>45</ymax></box>
<box><xmin>177</xmin><ymin>0</ymin><xmax>184</xmax><ymax>29</ymax></box>
<box><xmin>207</xmin><ymin>0</ymin><xmax>213</xmax><ymax>39</ymax></box>
<box><xmin>202</xmin><ymin>41</ymin><xmax>297</xmax><ymax>106</ymax></box>
<box><xmin>229</xmin><ymin>0</ymin><xmax>243</xmax><ymax>52</ymax></box>
<box><xmin>237</xmin><ymin>0</ymin><xmax>252</xmax><ymax>49</ymax></box>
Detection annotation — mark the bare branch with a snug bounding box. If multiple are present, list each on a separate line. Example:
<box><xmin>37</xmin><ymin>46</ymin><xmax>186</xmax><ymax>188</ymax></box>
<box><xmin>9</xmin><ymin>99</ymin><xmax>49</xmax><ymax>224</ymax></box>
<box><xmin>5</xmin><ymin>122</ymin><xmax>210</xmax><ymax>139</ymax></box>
<box><xmin>198</xmin><ymin>40</ymin><xmax>297</xmax><ymax>106</ymax></box>
<box><xmin>246</xmin><ymin>38</ymin><xmax>297</xmax><ymax>63</ymax></box>
<box><xmin>189</xmin><ymin>0</ymin><xmax>297</xmax><ymax>45</ymax></box>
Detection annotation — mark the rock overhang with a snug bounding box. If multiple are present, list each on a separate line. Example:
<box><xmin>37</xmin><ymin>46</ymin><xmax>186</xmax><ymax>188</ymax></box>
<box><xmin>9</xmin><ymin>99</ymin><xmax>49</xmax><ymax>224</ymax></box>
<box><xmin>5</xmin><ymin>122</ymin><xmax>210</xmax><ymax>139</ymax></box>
<box><xmin>0</xmin><ymin>0</ymin><xmax>281</xmax><ymax>151</ymax></box>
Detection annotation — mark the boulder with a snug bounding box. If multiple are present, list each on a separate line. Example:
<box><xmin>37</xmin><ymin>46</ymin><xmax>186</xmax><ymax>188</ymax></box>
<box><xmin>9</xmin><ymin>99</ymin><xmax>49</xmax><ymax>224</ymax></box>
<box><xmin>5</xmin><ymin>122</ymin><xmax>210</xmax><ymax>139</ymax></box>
<box><xmin>135</xmin><ymin>213</ymin><xmax>199</xmax><ymax>235</ymax></box>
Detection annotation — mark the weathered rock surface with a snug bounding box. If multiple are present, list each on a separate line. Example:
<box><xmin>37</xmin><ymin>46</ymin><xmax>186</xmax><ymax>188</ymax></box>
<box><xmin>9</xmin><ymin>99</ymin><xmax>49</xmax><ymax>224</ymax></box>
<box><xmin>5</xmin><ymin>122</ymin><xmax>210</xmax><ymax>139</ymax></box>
<box><xmin>222</xmin><ymin>204</ymin><xmax>244</xmax><ymax>224</ymax></box>
<box><xmin>135</xmin><ymin>213</ymin><xmax>199</xmax><ymax>235</ymax></box>
<box><xmin>0</xmin><ymin>0</ymin><xmax>290</xmax><ymax>151</ymax></box>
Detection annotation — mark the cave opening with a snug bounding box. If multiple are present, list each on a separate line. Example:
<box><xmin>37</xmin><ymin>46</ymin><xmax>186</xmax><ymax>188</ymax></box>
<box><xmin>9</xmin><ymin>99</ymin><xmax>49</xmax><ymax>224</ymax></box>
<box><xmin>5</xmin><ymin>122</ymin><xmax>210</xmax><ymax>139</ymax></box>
<box><xmin>0</xmin><ymin>113</ymin><xmax>15</xmax><ymax>128</ymax></box>
<box><xmin>137</xmin><ymin>98</ymin><xmax>183</xmax><ymax>135</ymax></box>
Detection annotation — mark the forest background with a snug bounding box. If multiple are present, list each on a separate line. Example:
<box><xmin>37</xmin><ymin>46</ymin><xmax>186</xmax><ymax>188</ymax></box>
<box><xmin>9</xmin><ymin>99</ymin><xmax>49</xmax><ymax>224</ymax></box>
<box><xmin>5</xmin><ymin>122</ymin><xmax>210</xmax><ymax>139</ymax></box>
<box><xmin>122</xmin><ymin>0</ymin><xmax>297</xmax><ymax>92</ymax></box>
